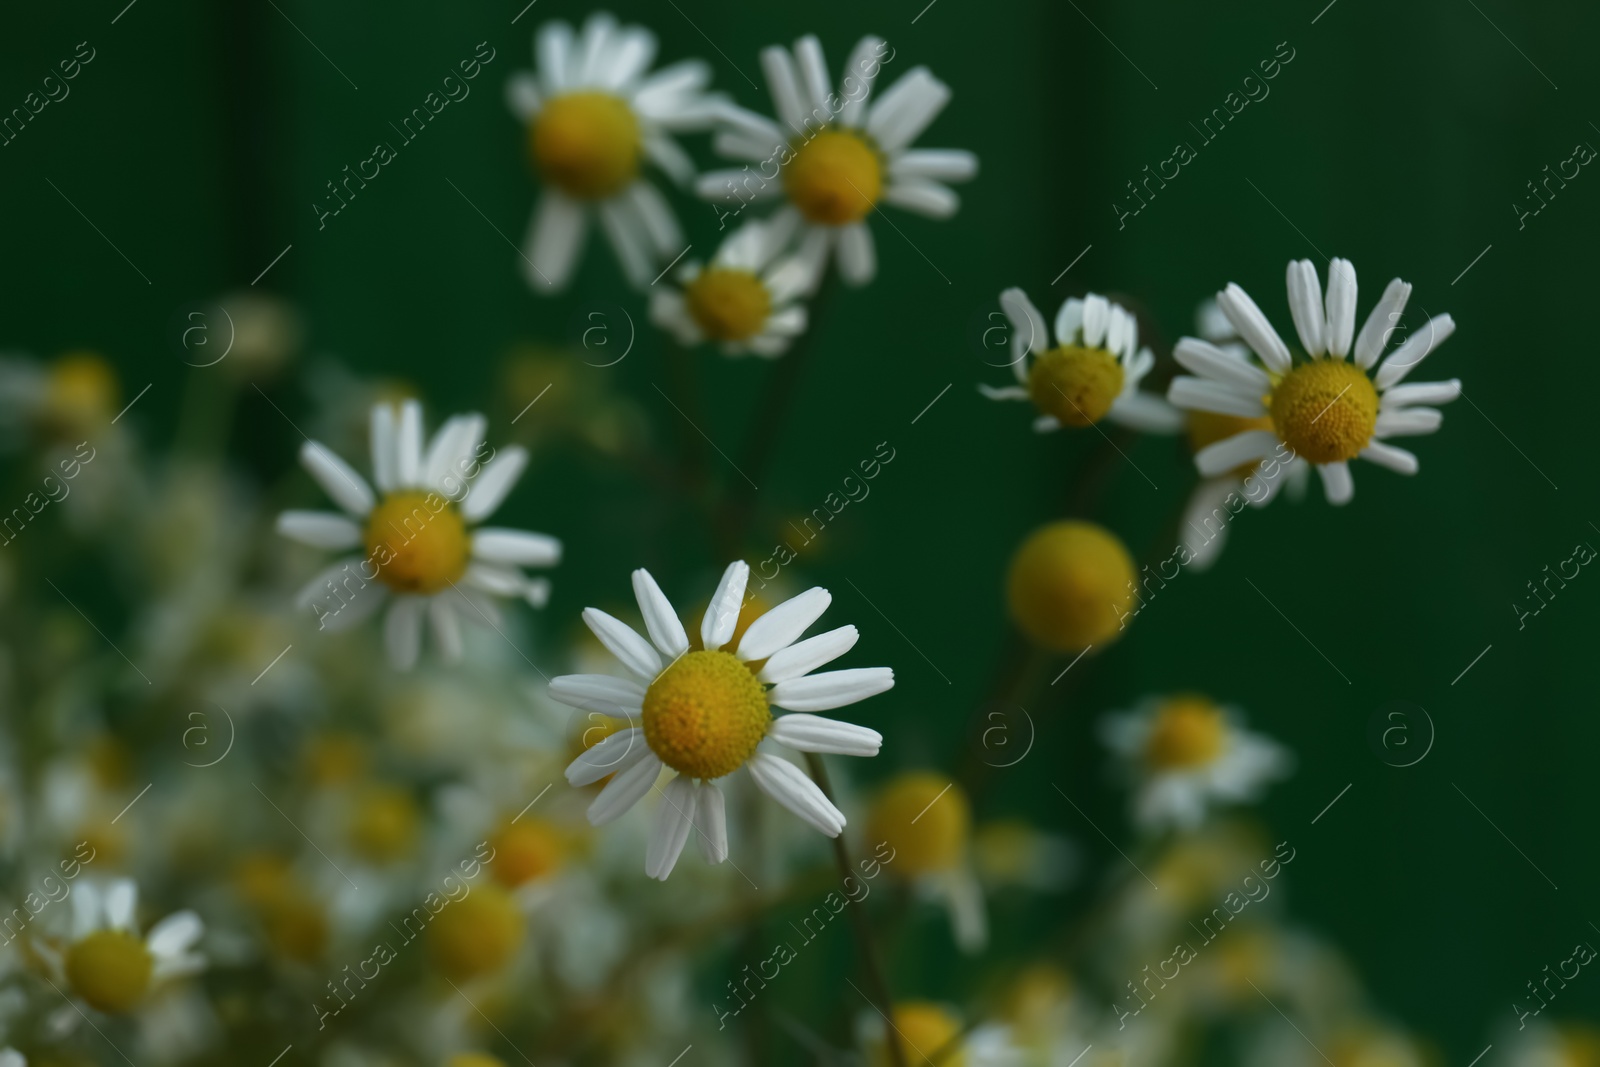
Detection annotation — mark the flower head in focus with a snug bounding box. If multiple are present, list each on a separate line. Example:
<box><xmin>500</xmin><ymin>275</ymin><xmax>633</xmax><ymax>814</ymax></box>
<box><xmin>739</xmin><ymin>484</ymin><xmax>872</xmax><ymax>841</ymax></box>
<box><xmin>506</xmin><ymin>13</ymin><xmax>722</xmax><ymax>290</ymax></box>
<box><xmin>699</xmin><ymin>34</ymin><xmax>976</xmax><ymax>287</ymax></box>
<box><xmin>551</xmin><ymin>560</ymin><xmax>892</xmax><ymax>880</ymax></box>
<box><xmin>277</xmin><ymin>399</ymin><xmax>562</xmax><ymax>671</ymax></box>
<box><xmin>650</xmin><ymin>217</ymin><xmax>812</xmax><ymax>357</ymax></box>
<box><xmin>1167</xmin><ymin>258</ymin><xmax>1460</xmax><ymax>505</ymax></box>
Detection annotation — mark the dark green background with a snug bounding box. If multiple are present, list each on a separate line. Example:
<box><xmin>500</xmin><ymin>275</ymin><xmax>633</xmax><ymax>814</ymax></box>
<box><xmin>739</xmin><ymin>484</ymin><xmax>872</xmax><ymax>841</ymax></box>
<box><xmin>4</xmin><ymin>0</ymin><xmax>1596</xmax><ymax>1058</ymax></box>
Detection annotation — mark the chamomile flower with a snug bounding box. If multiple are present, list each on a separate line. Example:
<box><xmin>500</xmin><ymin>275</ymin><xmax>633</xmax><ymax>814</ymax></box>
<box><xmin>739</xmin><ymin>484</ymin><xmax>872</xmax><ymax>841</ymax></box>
<box><xmin>37</xmin><ymin>878</ymin><xmax>205</xmax><ymax>1014</ymax></box>
<box><xmin>1167</xmin><ymin>258</ymin><xmax>1460</xmax><ymax>505</ymax></box>
<box><xmin>277</xmin><ymin>399</ymin><xmax>562</xmax><ymax>671</ymax></box>
<box><xmin>551</xmin><ymin>560</ymin><xmax>893</xmax><ymax>880</ymax></box>
<box><xmin>504</xmin><ymin>14</ymin><xmax>721</xmax><ymax>290</ymax></box>
<box><xmin>649</xmin><ymin>216</ymin><xmax>812</xmax><ymax>357</ymax></box>
<box><xmin>698</xmin><ymin>34</ymin><xmax>976</xmax><ymax>287</ymax></box>
<box><xmin>1101</xmin><ymin>695</ymin><xmax>1291</xmax><ymax>832</ymax></box>
<box><xmin>980</xmin><ymin>289</ymin><xmax>1182</xmax><ymax>434</ymax></box>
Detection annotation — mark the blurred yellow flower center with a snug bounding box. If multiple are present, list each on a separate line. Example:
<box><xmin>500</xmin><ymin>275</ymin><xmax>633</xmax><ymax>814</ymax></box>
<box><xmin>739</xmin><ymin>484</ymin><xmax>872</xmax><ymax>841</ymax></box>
<box><xmin>867</xmin><ymin>773</ymin><xmax>969</xmax><ymax>876</ymax></box>
<box><xmin>429</xmin><ymin>883</ymin><xmax>525</xmax><ymax>981</ymax></box>
<box><xmin>785</xmin><ymin>129</ymin><xmax>882</xmax><ymax>225</ymax></box>
<box><xmin>264</xmin><ymin>894</ymin><xmax>329</xmax><ymax>963</ymax></box>
<box><xmin>870</xmin><ymin>1001</ymin><xmax>965</xmax><ymax>1067</ymax></box>
<box><xmin>45</xmin><ymin>352</ymin><xmax>119</xmax><ymax>430</ymax></box>
<box><xmin>349</xmin><ymin>785</ymin><xmax>420</xmax><ymax>862</ymax></box>
<box><xmin>1145</xmin><ymin>698</ymin><xmax>1226</xmax><ymax>769</ymax></box>
<box><xmin>490</xmin><ymin>819</ymin><xmax>566</xmax><ymax>887</ymax></box>
<box><xmin>684</xmin><ymin>268</ymin><xmax>772</xmax><ymax>342</ymax></box>
<box><xmin>1028</xmin><ymin>345</ymin><xmax>1125</xmax><ymax>427</ymax></box>
<box><xmin>1007</xmin><ymin>521</ymin><xmax>1136</xmax><ymax>651</ymax></box>
<box><xmin>531</xmin><ymin>91</ymin><xmax>640</xmax><ymax>200</ymax></box>
<box><xmin>1269</xmin><ymin>360</ymin><xmax>1377</xmax><ymax>464</ymax></box>
<box><xmin>642</xmin><ymin>650</ymin><xmax>770</xmax><ymax>779</ymax></box>
<box><xmin>365</xmin><ymin>492</ymin><xmax>471</xmax><ymax>595</ymax></box>
<box><xmin>66</xmin><ymin>929</ymin><xmax>152</xmax><ymax>1014</ymax></box>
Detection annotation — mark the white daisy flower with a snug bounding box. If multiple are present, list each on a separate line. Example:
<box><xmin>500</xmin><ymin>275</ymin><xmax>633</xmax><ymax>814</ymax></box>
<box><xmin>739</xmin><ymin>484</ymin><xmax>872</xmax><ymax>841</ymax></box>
<box><xmin>550</xmin><ymin>560</ymin><xmax>893</xmax><ymax>881</ymax></box>
<box><xmin>504</xmin><ymin>13</ymin><xmax>721</xmax><ymax>291</ymax></box>
<box><xmin>36</xmin><ymin>877</ymin><xmax>204</xmax><ymax>1015</ymax></box>
<box><xmin>649</xmin><ymin>215</ymin><xmax>812</xmax><ymax>357</ymax></box>
<box><xmin>1166</xmin><ymin>258</ymin><xmax>1460</xmax><ymax>505</ymax></box>
<box><xmin>697</xmin><ymin>34</ymin><xmax>976</xmax><ymax>287</ymax></box>
<box><xmin>277</xmin><ymin>399</ymin><xmax>562</xmax><ymax>671</ymax></box>
<box><xmin>980</xmin><ymin>289</ymin><xmax>1183</xmax><ymax>434</ymax></box>
<box><xmin>1101</xmin><ymin>695</ymin><xmax>1291</xmax><ymax>832</ymax></box>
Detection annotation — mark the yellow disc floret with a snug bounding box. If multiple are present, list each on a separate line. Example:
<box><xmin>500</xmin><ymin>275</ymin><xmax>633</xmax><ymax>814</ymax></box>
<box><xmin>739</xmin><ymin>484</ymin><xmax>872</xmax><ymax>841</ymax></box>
<box><xmin>429</xmin><ymin>883</ymin><xmax>525</xmax><ymax>981</ymax></box>
<box><xmin>684</xmin><ymin>269</ymin><xmax>772</xmax><ymax>342</ymax></box>
<box><xmin>869</xmin><ymin>1001</ymin><xmax>966</xmax><ymax>1067</ymax></box>
<box><xmin>365</xmin><ymin>492</ymin><xmax>471</xmax><ymax>595</ymax></box>
<box><xmin>66</xmin><ymin>929</ymin><xmax>153</xmax><ymax>1014</ymax></box>
<box><xmin>1269</xmin><ymin>359</ymin><xmax>1378</xmax><ymax>464</ymax></box>
<box><xmin>785</xmin><ymin>129</ymin><xmax>882</xmax><ymax>225</ymax></box>
<box><xmin>642</xmin><ymin>650</ymin><xmax>770</xmax><ymax>780</ymax></box>
<box><xmin>867</xmin><ymin>773</ymin><xmax>969</xmax><ymax>877</ymax></box>
<box><xmin>530</xmin><ymin>92</ymin><xmax>641</xmax><ymax>200</ymax></box>
<box><xmin>1028</xmin><ymin>346</ymin><xmax>1125</xmax><ymax>427</ymax></box>
<box><xmin>1144</xmin><ymin>696</ymin><xmax>1226</xmax><ymax>769</ymax></box>
<box><xmin>1007</xmin><ymin>521</ymin><xmax>1136</xmax><ymax>651</ymax></box>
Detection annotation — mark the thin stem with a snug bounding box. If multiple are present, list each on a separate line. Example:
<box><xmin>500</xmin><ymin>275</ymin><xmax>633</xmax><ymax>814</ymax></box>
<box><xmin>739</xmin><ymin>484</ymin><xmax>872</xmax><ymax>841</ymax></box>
<box><xmin>803</xmin><ymin>751</ymin><xmax>908</xmax><ymax>1067</ymax></box>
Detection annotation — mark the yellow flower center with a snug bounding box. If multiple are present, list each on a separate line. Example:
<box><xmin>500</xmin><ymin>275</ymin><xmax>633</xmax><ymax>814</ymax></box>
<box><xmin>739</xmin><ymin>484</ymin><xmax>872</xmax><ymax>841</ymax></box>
<box><xmin>1186</xmin><ymin>410</ymin><xmax>1277</xmax><ymax>477</ymax></box>
<box><xmin>1007</xmin><ymin>521</ymin><xmax>1136</xmax><ymax>651</ymax></box>
<box><xmin>1269</xmin><ymin>359</ymin><xmax>1378</xmax><ymax>464</ymax></box>
<box><xmin>348</xmin><ymin>785</ymin><xmax>421</xmax><ymax>863</ymax></box>
<box><xmin>45</xmin><ymin>352</ymin><xmax>119</xmax><ymax>431</ymax></box>
<box><xmin>870</xmin><ymin>1002</ymin><xmax>966</xmax><ymax>1067</ymax></box>
<box><xmin>785</xmin><ymin>129</ymin><xmax>882</xmax><ymax>225</ymax></box>
<box><xmin>66</xmin><ymin>929</ymin><xmax>153</xmax><ymax>1014</ymax></box>
<box><xmin>490</xmin><ymin>819</ymin><xmax>566</xmax><ymax>888</ymax></box>
<box><xmin>641</xmin><ymin>650</ymin><xmax>770</xmax><ymax>780</ymax></box>
<box><xmin>1027</xmin><ymin>346</ymin><xmax>1125</xmax><ymax>427</ymax></box>
<box><xmin>867</xmin><ymin>772</ymin><xmax>970</xmax><ymax>877</ymax></box>
<box><xmin>1144</xmin><ymin>697</ymin><xmax>1226</xmax><ymax>769</ymax></box>
<box><xmin>684</xmin><ymin>268</ymin><xmax>772</xmax><ymax>342</ymax></box>
<box><xmin>364</xmin><ymin>492</ymin><xmax>471</xmax><ymax>596</ymax></box>
<box><xmin>263</xmin><ymin>894</ymin><xmax>329</xmax><ymax>964</ymax></box>
<box><xmin>429</xmin><ymin>883</ymin><xmax>525</xmax><ymax>981</ymax></box>
<box><xmin>530</xmin><ymin>91</ymin><xmax>641</xmax><ymax>200</ymax></box>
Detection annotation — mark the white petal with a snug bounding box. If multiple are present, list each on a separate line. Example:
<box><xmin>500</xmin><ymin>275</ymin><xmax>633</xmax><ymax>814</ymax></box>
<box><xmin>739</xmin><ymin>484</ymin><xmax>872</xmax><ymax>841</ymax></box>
<box><xmin>625</xmin><ymin>180</ymin><xmax>683</xmax><ymax>257</ymax></box>
<box><xmin>395</xmin><ymin>399</ymin><xmax>423</xmax><ymax>488</ymax></box>
<box><xmin>299</xmin><ymin>441</ymin><xmax>374</xmax><ymax>517</ymax></box>
<box><xmin>748</xmin><ymin>753</ymin><xmax>845</xmax><ymax>836</ymax></box>
<box><xmin>1353</xmin><ymin>277</ymin><xmax>1412</xmax><ymax>369</ymax></box>
<box><xmin>792</xmin><ymin>35</ymin><xmax>832</xmax><ymax>117</ymax></box>
<box><xmin>865</xmin><ymin>67</ymin><xmax>950</xmax><ymax>154</ymax></box>
<box><xmin>1381</xmin><ymin>379</ymin><xmax>1461</xmax><ymax>408</ymax></box>
<box><xmin>694</xmin><ymin>781</ymin><xmax>728</xmax><ymax>863</ymax></box>
<box><xmin>633</xmin><ymin>568</ymin><xmax>689</xmax><ymax>658</ymax></box>
<box><xmin>574</xmin><ymin>13</ymin><xmax>617</xmax><ymax>86</ymax></box>
<box><xmin>758</xmin><ymin>624</ymin><xmax>859</xmax><ymax>683</ymax></box>
<box><xmin>600</xmin><ymin>27</ymin><xmax>656</xmax><ymax>90</ymax></box>
<box><xmin>146</xmin><ymin>910</ymin><xmax>204</xmax><ymax>959</ymax></box>
<box><xmin>598</xmin><ymin>197</ymin><xmax>655</xmax><ymax>288</ymax></box>
<box><xmin>645</xmin><ymin>776</ymin><xmax>698</xmax><ymax>880</ymax></box>
<box><xmin>276</xmin><ymin>511</ymin><xmax>361</xmax><ymax>550</ymax></box>
<box><xmin>461</xmin><ymin>445</ymin><xmax>528</xmax><ymax>522</ymax></box>
<box><xmin>1194</xmin><ymin>430</ymin><xmax>1278</xmax><ymax>478</ymax></box>
<box><xmin>1360</xmin><ymin>441</ymin><xmax>1419</xmax><ymax>474</ymax></box>
<box><xmin>1374</xmin><ymin>314</ymin><xmax>1455</xmax><ymax>391</ymax></box>
<box><xmin>700</xmin><ymin>560</ymin><xmax>750</xmax><ymax>651</ymax></box>
<box><xmin>425</xmin><ymin>413</ymin><xmax>486</xmax><ymax>493</ymax></box>
<box><xmin>525</xmin><ymin>191</ymin><xmax>588</xmax><ymax>292</ymax></box>
<box><xmin>837</xmin><ymin>223</ymin><xmax>876</xmax><ymax>286</ymax></box>
<box><xmin>1106</xmin><ymin>391</ymin><xmax>1185</xmax><ymax>434</ymax></box>
<box><xmin>71</xmin><ymin>881</ymin><xmax>100</xmax><ymax>938</ymax></box>
<box><xmin>890</xmin><ymin>149</ymin><xmax>978</xmax><ymax>182</ymax></box>
<box><xmin>978</xmin><ymin>384</ymin><xmax>1029</xmax><ymax>402</ymax></box>
<box><xmin>298</xmin><ymin>564</ymin><xmax>387</xmax><ymax>633</ymax></box>
<box><xmin>505</xmin><ymin>72</ymin><xmax>541</xmax><ymax>121</ymax></box>
<box><xmin>465</xmin><ymin>562</ymin><xmax>526</xmax><ymax>598</ymax></box>
<box><xmin>643</xmin><ymin>132</ymin><xmax>696</xmax><ymax>186</ymax></box>
<box><xmin>768</xmin><ymin>713</ymin><xmax>882</xmax><ymax>757</ymax></box>
<box><xmin>1054</xmin><ymin>297</ymin><xmax>1085</xmax><ymax>347</ymax></box>
<box><xmin>760</xmin><ymin>44</ymin><xmax>808</xmax><ymax>132</ymax></box>
<box><xmin>472</xmin><ymin>528</ymin><xmax>562</xmax><ymax>567</ymax></box>
<box><xmin>549</xmin><ymin>674</ymin><xmax>647</xmax><ymax>717</ymax></box>
<box><xmin>1317</xmin><ymin>461</ymin><xmax>1354</xmax><ymax>505</ymax></box>
<box><xmin>883</xmin><ymin>179</ymin><xmax>959</xmax><ymax>218</ymax></box>
<box><xmin>582</xmin><ymin>608</ymin><xmax>662</xmax><ymax>680</ymax></box>
<box><xmin>1167</xmin><ymin>376</ymin><xmax>1267</xmax><ymax>418</ymax></box>
<box><xmin>836</xmin><ymin>35</ymin><xmax>887</xmax><ymax>127</ymax></box>
<box><xmin>1325</xmin><ymin>258</ymin><xmax>1357</xmax><ymax>358</ymax></box>
<box><xmin>1081</xmin><ymin>294</ymin><xmax>1110</xmax><ymax>348</ymax></box>
<box><xmin>1217</xmin><ymin>282</ymin><xmax>1291</xmax><ymax>374</ymax></box>
<box><xmin>1375</xmin><ymin>408</ymin><xmax>1443</xmax><ymax>436</ymax></box>
<box><xmin>430</xmin><ymin>598</ymin><xmax>463</xmax><ymax>662</ymax></box>
<box><xmin>385</xmin><ymin>597</ymin><xmax>425</xmax><ymax>671</ymax></box>
<box><xmin>937</xmin><ymin>866</ymin><xmax>988</xmax><ymax>954</ymax></box>
<box><xmin>1285</xmin><ymin>259</ymin><xmax>1327</xmax><ymax>357</ymax></box>
<box><xmin>1172</xmin><ymin>338</ymin><xmax>1272</xmax><ymax>392</ymax></box>
<box><xmin>1000</xmin><ymin>288</ymin><xmax>1048</xmax><ymax>356</ymax></box>
<box><xmin>106</xmin><ymin>879</ymin><xmax>137</xmax><ymax>932</ymax></box>
<box><xmin>587</xmin><ymin>752</ymin><xmax>662</xmax><ymax>825</ymax></box>
<box><xmin>737</xmin><ymin>587</ymin><xmax>831</xmax><ymax>662</ymax></box>
<box><xmin>769</xmin><ymin>667</ymin><xmax>894</xmax><ymax>711</ymax></box>
<box><xmin>566</xmin><ymin>728</ymin><xmax>648</xmax><ymax>787</ymax></box>
<box><xmin>1182</xmin><ymin>478</ymin><xmax>1237</xmax><ymax>572</ymax></box>
<box><xmin>537</xmin><ymin>20</ymin><xmax>575</xmax><ymax>95</ymax></box>
<box><xmin>632</xmin><ymin>60</ymin><xmax>714</xmax><ymax>125</ymax></box>
<box><xmin>370</xmin><ymin>402</ymin><xmax>398</xmax><ymax>492</ymax></box>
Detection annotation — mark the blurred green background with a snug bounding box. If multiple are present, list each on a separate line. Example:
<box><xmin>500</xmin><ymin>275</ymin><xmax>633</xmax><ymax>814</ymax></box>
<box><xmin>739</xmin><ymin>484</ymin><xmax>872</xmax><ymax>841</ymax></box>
<box><xmin>3</xmin><ymin>0</ymin><xmax>1597</xmax><ymax>1057</ymax></box>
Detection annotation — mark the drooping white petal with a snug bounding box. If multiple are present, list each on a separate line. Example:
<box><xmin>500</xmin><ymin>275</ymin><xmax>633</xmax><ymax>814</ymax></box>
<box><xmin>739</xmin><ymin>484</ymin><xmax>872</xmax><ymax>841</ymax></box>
<box><xmin>1000</xmin><ymin>288</ymin><xmax>1047</xmax><ymax>357</ymax></box>
<box><xmin>1172</xmin><ymin>338</ymin><xmax>1273</xmax><ymax>392</ymax></box>
<box><xmin>1374</xmin><ymin>314</ymin><xmax>1455</xmax><ymax>391</ymax></box>
<box><xmin>737</xmin><ymin>587</ymin><xmax>831</xmax><ymax>661</ymax></box>
<box><xmin>370</xmin><ymin>402</ymin><xmax>398</xmax><ymax>492</ymax></box>
<box><xmin>700</xmin><ymin>561</ymin><xmax>750</xmax><ymax>651</ymax></box>
<box><xmin>1195</xmin><ymin>430</ymin><xmax>1279</xmax><ymax>478</ymax></box>
<box><xmin>587</xmin><ymin>751</ymin><xmax>663</xmax><ymax>825</ymax></box>
<box><xmin>385</xmin><ymin>597</ymin><xmax>425</xmax><ymax>671</ymax></box>
<box><xmin>582</xmin><ymin>608</ymin><xmax>662</xmax><ymax>680</ymax></box>
<box><xmin>549</xmin><ymin>674</ymin><xmax>647</xmax><ymax>717</ymax></box>
<box><xmin>1317</xmin><ymin>461</ymin><xmax>1354</xmax><ymax>505</ymax></box>
<box><xmin>299</xmin><ymin>441</ymin><xmax>375</xmax><ymax>517</ymax></box>
<box><xmin>1217</xmin><ymin>282</ymin><xmax>1291</xmax><ymax>373</ymax></box>
<box><xmin>769</xmin><ymin>667</ymin><xmax>894</xmax><ymax>711</ymax></box>
<box><xmin>645</xmin><ymin>776</ymin><xmax>698</xmax><ymax>880</ymax></box>
<box><xmin>1360</xmin><ymin>441</ymin><xmax>1419</xmax><ymax>474</ymax></box>
<box><xmin>396</xmin><ymin>399</ymin><xmax>423</xmax><ymax>488</ymax></box>
<box><xmin>524</xmin><ymin>191</ymin><xmax>588</xmax><ymax>292</ymax></box>
<box><xmin>1325</xmin><ymin>258</ymin><xmax>1357</xmax><ymax>358</ymax></box>
<box><xmin>565</xmin><ymin>728</ymin><xmax>647</xmax><ymax>786</ymax></box>
<box><xmin>625</xmin><ymin>180</ymin><xmax>683</xmax><ymax>257</ymax></box>
<box><xmin>598</xmin><ymin>197</ymin><xmax>654</xmax><ymax>287</ymax></box>
<box><xmin>747</xmin><ymin>753</ymin><xmax>845</xmax><ymax>836</ymax></box>
<box><xmin>837</xmin><ymin>223</ymin><xmax>876</xmax><ymax>286</ymax></box>
<box><xmin>758</xmin><ymin>624</ymin><xmax>859</xmax><ymax>683</ymax></box>
<box><xmin>633</xmin><ymin>568</ymin><xmax>689</xmax><ymax>658</ymax></box>
<box><xmin>1181</xmin><ymin>477</ymin><xmax>1238</xmax><ymax>573</ymax></box>
<box><xmin>768</xmin><ymin>713</ymin><xmax>883</xmax><ymax>757</ymax></box>
<box><xmin>1353</xmin><ymin>277</ymin><xmax>1412</xmax><ymax>369</ymax></box>
<box><xmin>276</xmin><ymin>511</ymin><xmax>362</xmax><ymax>550</ymax></box>
<box><xmin>694</xmin><ymin>781</ymin><xmax>728</xmax><ymax>863</ymax></box>
<box><xmin>472</xmin><ymin>528</ymin><xmax>562</xmax><ymax>567</ymax></box>
<box><xmin>430</xmin><ymin>598</ymin><xmax>463</xmax><ymax>662</ymax></box>
<box><xmin>1285</xmin><ymin>259</ymin><xmax>1327</xmax><ymax>357</ymax></box>
<box><xmin>461</xmin><ymin>445</ymin><xmax>529</xmax><ymax>522</ymax></box>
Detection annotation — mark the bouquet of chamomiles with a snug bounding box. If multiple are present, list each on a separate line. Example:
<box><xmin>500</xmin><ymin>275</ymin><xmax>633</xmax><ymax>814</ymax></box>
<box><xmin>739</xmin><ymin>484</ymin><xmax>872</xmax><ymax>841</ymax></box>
<box><xmin>5</xmin><ymin>10</ymin><xmax>1561</xmax><ymax>1067</ymax></box>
